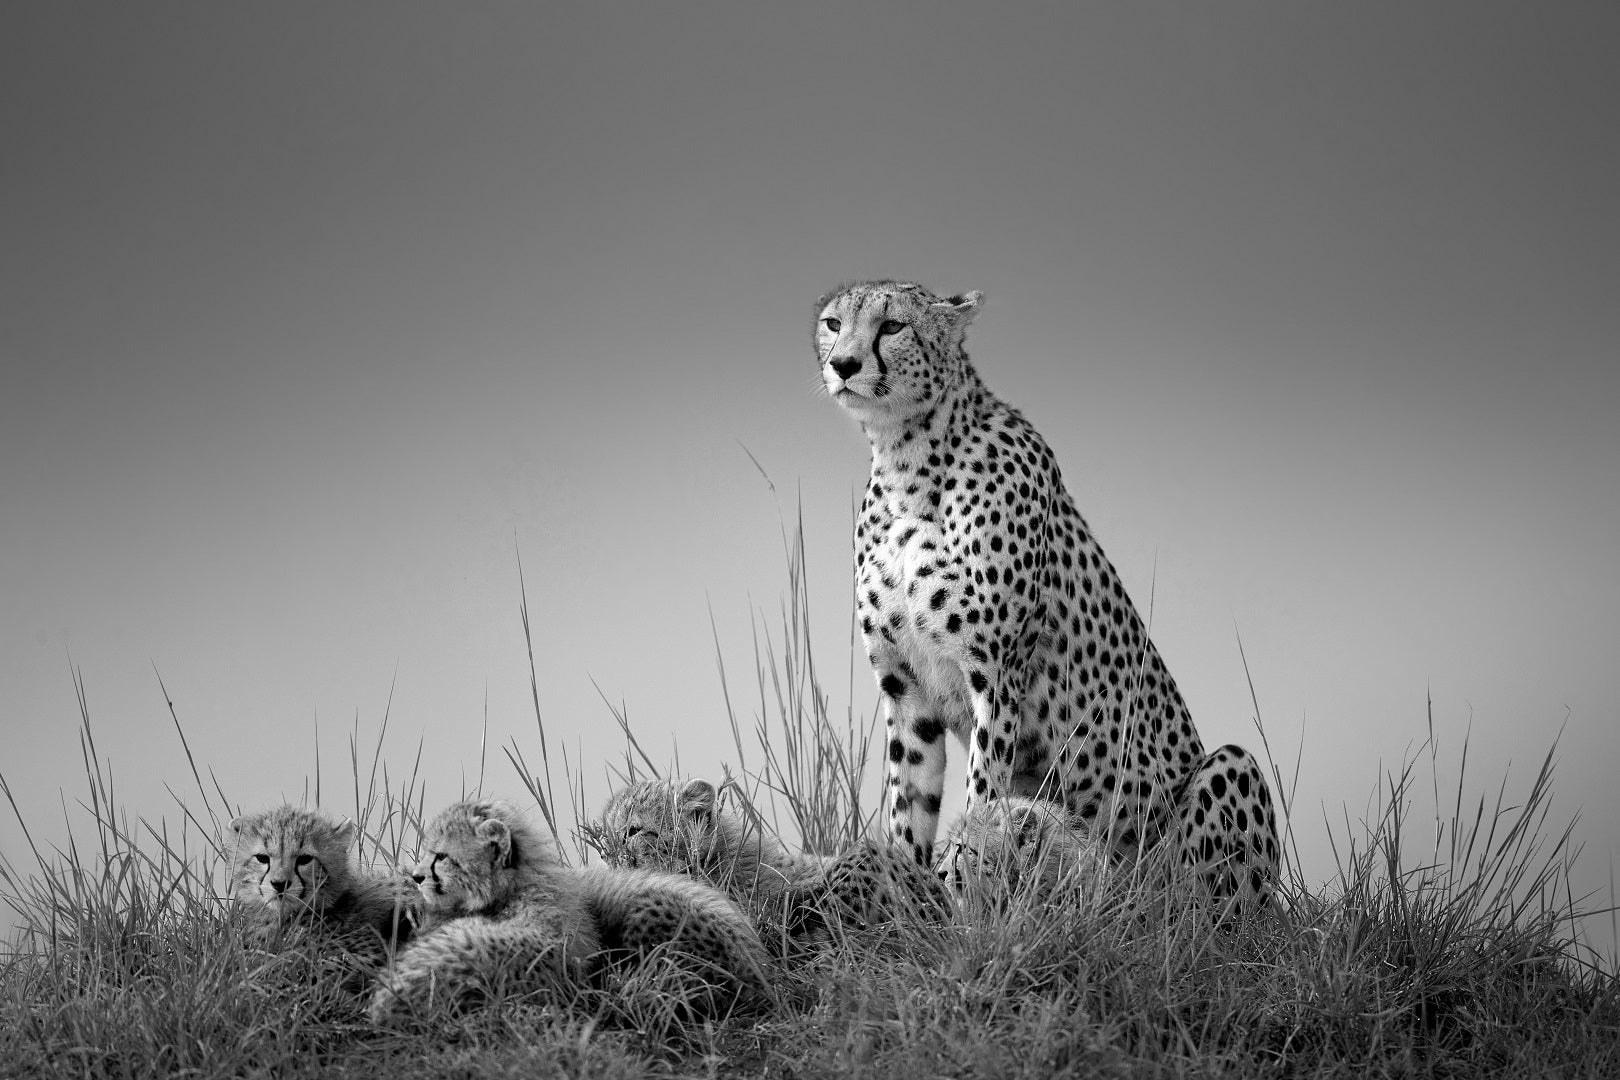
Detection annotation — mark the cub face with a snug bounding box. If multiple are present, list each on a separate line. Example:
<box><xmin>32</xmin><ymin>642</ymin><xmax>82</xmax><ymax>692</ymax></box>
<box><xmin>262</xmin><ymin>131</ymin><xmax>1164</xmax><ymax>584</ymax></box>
<box><xmin>597</xmin><ymin>778</ymin><xmax>720</xmax><ymax>872</ymax></box>
<box><xmin>411</xmin><ymin>800</ymin><xmax>550</xmax><ymax>916</ymax></box>
<box><xmin>814</xmin><ymin>281</ymin><xmax>982</xmax><ymax>424</ymax></box>
<box><xmin>230</xmin><ymin>807</ymin><xmax>354</xmax><ymax>918</ymax></box>
<box><xmin>942</xmin><ymin>796</ymin><xmax>1093</xmax><ymax>901</ymax></box>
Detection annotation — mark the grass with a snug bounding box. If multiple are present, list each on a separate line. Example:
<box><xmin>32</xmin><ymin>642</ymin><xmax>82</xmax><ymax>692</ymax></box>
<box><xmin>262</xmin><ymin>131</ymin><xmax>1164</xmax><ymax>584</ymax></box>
<box><xmin>3</xmin><ymin>525</ymin><xmax>1617</xmax><ymax>1078</ymax></box>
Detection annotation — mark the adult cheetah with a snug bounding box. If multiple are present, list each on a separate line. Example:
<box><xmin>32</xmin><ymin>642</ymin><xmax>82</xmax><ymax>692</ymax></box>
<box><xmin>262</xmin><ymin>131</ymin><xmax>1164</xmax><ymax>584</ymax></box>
<box><xmin>815</xmin><ymin>280</ymin><xmax>1280</xmax><ymax>912</ymax></box>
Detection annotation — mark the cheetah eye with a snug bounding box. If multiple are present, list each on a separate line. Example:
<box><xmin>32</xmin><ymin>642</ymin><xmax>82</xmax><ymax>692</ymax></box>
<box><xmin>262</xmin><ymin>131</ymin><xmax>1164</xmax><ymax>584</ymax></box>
<box><xmin>878</xmin><ymin>319</ymin><xmax>905</xmax><ymax>336</ymax></box>
<box><xmin>822</xmin><ymin>317</ymin><xmax>841</xmax><ymax>333</ymax></box>
<box><xmin>253</xmin><ymin>853</ymin><xmax>270</xmax><ymax>865</ymax></box>
<box><xmin>295</xmin><ymin>854</ymin><xmax>313</xmax><ymax>867</ymax></box>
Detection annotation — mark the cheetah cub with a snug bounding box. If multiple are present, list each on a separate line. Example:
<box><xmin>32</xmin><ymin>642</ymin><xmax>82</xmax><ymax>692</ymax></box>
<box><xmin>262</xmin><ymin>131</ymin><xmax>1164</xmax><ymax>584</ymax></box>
<box><xmin>941</xmin><ymin>796</ymin><xmax>1108</xmax><ymax>911</ymax></box>
<box><xmin>229</xmin><ymin>805</ymin><xmax>420</xmax><ymax>954</ymax></box>
<box><xmin>370</xmin><ymin>799</ymin><xmax>770</xmax><ymax>1024</ymax></box>
<box><xmin>598</xmin><ymin>778</ymin><xmax>821</xmax><ymax>890</ymax></box>
<box><xmin>598</xmin><ymin>777</ymin><xmax>951</xmax><ymax>939</ymax></box>
<box><xmin>816</xmin><ymin>280</ymin><xmax>1280</xmax><ymax>914</ymax></box>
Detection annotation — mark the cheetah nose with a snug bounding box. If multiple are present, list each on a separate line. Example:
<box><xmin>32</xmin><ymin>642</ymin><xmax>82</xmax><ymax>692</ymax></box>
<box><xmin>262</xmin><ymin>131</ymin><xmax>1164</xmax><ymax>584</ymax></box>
<box><xmin>269</xmin><ymin>878</ymin><xmax>289</xmax><ymax>894</ymax></box>
<box><xmin>411</xmin><ymin>873</ymin><xmax>426</xmax><ymax>885</ymax></box>
<box><xmin>830</xmin><ymin>357</ymin><xmax>862</xmax><ymax>380</ymax></box>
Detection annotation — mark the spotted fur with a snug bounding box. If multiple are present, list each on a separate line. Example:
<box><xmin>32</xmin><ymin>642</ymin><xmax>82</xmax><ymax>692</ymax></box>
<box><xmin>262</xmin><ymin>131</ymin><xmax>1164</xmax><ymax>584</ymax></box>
<box><xmin>816</xmin><ymin>280</ymin><xmax>1280</xmax><ymax>912</ymax></box>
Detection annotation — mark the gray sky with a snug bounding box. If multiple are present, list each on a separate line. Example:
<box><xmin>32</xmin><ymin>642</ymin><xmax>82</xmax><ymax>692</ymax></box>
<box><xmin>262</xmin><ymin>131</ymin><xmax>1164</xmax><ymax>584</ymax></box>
<box><xmin>3</xmin><ymin>2</ymin><xmax>1616</xmax><ymax>958</ymax></box>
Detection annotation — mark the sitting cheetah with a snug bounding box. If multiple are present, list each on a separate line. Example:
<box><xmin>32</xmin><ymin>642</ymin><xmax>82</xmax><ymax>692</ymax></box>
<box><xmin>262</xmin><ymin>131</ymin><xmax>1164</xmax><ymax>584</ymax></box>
<box><xmin>815</xmin><ymin>280</ymin><xmax>1280</xmax><ymax>913</ymax></box>
<box><xmin>229</xmin><ymin>805</ymin><xmax>420</xmax><ymax>956</ymax></box>
<box><xmin>369</xmin><ymin>799</ymin><xmax>770</xmax><ymax>1024</ymax></box>
<box><xmin>597</xmin><ymin>777</ymin><xmax>951</xmax><ymax>941</ymax></box>
<box><xmin>940</xmin><ymin>795</ymin><xmax>1108</xmax><ymax>910</ymax></box>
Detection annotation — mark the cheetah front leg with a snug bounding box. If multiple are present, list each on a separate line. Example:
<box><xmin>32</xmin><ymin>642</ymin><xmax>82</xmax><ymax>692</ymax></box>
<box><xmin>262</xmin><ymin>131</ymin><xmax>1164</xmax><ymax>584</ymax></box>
<box><xmin>873</xmin><ymin>662</ymin><xmax>950</xmax><ymax>866</ymax></box>
<box><xmin>934</xmin><ymin>658</ymin><xmax>1029</xmax><ymax>874</ymax></box>
<box><xmin>962</xmin><ymin>663</ymin><xmax>1028</xmax><ymax>808</ymax></box>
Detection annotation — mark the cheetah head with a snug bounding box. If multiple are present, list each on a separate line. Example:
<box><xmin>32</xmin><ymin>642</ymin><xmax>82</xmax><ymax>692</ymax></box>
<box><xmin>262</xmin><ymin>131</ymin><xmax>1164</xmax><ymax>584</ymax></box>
<box><xmin>596</xmin><ymin>778</ymin><xmax>721</xmax><ymax>873</ymax></box>
<box><xmin>941</xmin><ymin>796</ymin><xmax>1096</xmax><ymax>906</ymax></box>
<box><xmin>814</xmin><ymin>281</ymin><xmax>982</xmax><ymax>426</ymax></box>
<box><xmin>230</xmin><ymin>806</ymin><xmax>356</xmax><ymax>919</ymax></box>
<box><xmin>411</xmin><ymin>799</ymin><xmax>559</xmax><ymax>916</ymax></box>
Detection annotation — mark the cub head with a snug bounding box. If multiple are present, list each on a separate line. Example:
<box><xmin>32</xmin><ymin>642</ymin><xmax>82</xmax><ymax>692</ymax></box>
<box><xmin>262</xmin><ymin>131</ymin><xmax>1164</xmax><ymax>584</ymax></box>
<box><xmin>595</xmin><ymin>778</ymin><xmax>722</xmax><ymax>873</ymax></box>
<box><xmin>941</xmin><ymin>796</ymin><xmax>1093</xmax><ymax>903</ymax></box>
<box><xmin>814</xmin><ymin>280</ymin><xmax>982</xmax><ymax>426</ymax></box>
<box><xmin>411</xmin><ymin>800</ymin><xmax>559</xmax><ymax>916</ymax></box>
<box><xmin>230</xmin><ymin>805</ymin><xmax>356</xmax><ymax>919</ymax></box>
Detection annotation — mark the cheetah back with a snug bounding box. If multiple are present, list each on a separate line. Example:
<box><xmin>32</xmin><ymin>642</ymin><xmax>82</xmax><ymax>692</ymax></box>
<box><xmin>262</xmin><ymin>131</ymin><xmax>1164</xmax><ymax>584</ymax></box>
<box><xmin>578</xmin><ymin>864</ymin><xmax>771</xmax><ymax>1013</ymax></box>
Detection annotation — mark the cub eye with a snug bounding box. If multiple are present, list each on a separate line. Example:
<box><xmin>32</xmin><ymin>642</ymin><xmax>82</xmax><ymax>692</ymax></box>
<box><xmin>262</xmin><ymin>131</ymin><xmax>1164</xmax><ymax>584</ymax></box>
<box><xmin>822</xmin><ymin>317</ymin><xmax>841</xmax><ymax>332</ymax></box>
<box><xmin>878</xmin><ymin>319</ymin><xmax>905</xmax><ymax>336</ymax></box>
<box><xmin>295</xmin><ymin>854</ymin><xmax>313</xmax><ymax>866</ymax></box>
<box><xmin>253</xmin><ymin>854</ymin><xmax>270</xmax><ymax>865</ymax></box>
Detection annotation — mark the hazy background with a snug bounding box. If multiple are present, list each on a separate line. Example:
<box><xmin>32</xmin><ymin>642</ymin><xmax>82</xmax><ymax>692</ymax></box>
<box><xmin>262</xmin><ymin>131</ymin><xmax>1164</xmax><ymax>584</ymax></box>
<box><xmin>3</xmin><ymin>3</ymin><xmax>1616</xmax><ymax>959</ymax></box>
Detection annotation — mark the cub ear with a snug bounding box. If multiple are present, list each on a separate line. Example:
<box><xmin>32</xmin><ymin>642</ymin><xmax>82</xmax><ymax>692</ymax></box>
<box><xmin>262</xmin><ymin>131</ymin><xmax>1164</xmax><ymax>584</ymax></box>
<box><xmin>930</xmin><ymin>290</ymin><xmax>983</xmax><ymax>324</ymax></box>
<box><xmin>229</xmin><ymin>816</ymin><xmax>250</xmax><ymax>834</ymax></box>
<box><xmin>677</xmin><ymin>778</ymin><xmax>718</xmax><ymax>823</ymax></box>
<box><xmin>332</xmin><ymin>818</ymin><xmax>358</xmax><ymax>849</ymax></box>
<box><xmin>1008</xmin><ymin>803</ymin><xmax>1044</xmax><ymax>849</ymax></box>
<box><xmin>475</xmin><ymin>817</ymin><xmax>513</xmax><ymax>861</ymax></box>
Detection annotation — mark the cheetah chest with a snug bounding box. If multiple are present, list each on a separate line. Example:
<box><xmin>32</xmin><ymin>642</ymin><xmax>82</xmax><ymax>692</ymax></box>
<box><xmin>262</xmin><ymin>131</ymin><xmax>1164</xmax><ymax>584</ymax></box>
<box><xmin>859</xmin><ymin>515</ymin><xmax>974</xmax><ymax>734</ymax></box>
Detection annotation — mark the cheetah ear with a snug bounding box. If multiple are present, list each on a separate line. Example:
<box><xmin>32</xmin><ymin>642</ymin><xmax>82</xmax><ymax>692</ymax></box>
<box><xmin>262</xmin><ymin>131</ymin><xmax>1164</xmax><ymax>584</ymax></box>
<box><xmin>677</xmin><ymin>779</ymin><xmax>717</xmax><ymax>824</ymax></box>
<box><xmin>475</xmin><ymin>817</ymin><xmax>514</xmax><ymax>865</ymax></box>
<box><xmin>229</xmin><ymin>816</ymin><xmax>250</xmax><ymax>835</ymax></box>
<box><xmin>331</xmin><ymin>818</ymin><xmax>358</xmax><ymax>850</ymax></box>
<box><xmin>1009</xmin><ymin>804</ymin><xmax>1044</xmax><ymax>849</ymax></box>
<box><xmin>930</xmin><ymin>290</ymin><xmax>983</xmax><ymax>324</ymax></box>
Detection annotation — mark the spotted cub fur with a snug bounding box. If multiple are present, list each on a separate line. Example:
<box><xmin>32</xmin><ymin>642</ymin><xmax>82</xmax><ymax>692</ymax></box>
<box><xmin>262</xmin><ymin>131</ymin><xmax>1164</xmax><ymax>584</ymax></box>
<box><xmin>229</xmin><ymin>805</ymin><xmax>419</xmax><ymax>954</ymax></box>
<box><xmin>370</xmin><ymin>799</ymin><xmax>769</xmax><ymax>1024</ymax></box>
<box><xmin>597</xmin><ymin>777</ymin><xmax>951</xmax><ymax>938</ymax></box>
<box><xmin>816</xmin><ymin>280</ymin><xmax>1280</xmax><ymax>914</ymax></box>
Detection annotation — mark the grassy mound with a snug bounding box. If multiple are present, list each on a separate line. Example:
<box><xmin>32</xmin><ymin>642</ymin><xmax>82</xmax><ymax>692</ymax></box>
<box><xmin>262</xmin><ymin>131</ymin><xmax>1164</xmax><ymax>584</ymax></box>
<box><xmin>4</xmin><ymin>534</ymin><xmax>1614</xmax><ymax>1077</ymax></box>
